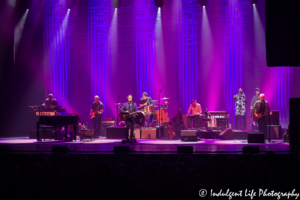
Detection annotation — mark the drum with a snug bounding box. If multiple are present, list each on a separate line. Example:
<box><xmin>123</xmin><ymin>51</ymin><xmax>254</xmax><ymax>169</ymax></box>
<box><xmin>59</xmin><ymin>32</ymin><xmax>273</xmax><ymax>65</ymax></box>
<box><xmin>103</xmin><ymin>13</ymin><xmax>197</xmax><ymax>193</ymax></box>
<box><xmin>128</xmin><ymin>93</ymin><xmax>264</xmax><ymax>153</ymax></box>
<box><xmin>135</xmin><ymin>111</ymin><xmax>146</xmax><ymax>126</ymax></box>
<box><xmin>155</xmin><ymin>109</ymin><xmax>169</xmax><ymax>123</ymax></box>
<box><xmin>144</xmin><ymin>106</ymin><xmax>152</xmax><ymax>113</ymax></box>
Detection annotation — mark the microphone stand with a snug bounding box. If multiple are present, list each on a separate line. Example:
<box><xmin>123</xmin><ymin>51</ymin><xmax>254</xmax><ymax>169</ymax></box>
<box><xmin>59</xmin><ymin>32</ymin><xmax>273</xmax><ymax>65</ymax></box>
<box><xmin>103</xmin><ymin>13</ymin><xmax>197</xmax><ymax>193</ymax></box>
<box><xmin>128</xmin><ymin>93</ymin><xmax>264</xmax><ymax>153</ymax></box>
<box><xmin>116</xmin><ymin>96</ymin><xmax>120</xmax><ymax>126</ymax></box>
<box><xmin>159</xmin><ymin>90</ymin><xmax>162</xmax><ymax>138</ymax></box>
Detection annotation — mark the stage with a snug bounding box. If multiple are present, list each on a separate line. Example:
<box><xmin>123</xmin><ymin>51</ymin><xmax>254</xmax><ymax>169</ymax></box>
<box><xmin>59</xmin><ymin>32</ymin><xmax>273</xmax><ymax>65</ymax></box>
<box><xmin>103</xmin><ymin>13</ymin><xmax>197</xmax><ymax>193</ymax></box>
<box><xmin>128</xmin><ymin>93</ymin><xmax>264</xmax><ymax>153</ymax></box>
<box><xmin>0</xmin><ymin>136</ymin><xmax>289</xmax><ymax>154</ymax></box>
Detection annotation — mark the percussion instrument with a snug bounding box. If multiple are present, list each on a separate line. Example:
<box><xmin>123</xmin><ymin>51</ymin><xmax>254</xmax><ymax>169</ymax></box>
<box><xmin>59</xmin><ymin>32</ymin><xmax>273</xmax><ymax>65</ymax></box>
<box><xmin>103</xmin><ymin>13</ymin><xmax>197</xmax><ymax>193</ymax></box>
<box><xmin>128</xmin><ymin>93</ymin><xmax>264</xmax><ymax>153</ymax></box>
<box><xmin>144</xmin><ymin>106</ymin><xmax>153</xmax><ymax>113</ymax></box>
<box><xmin>135</xmin><ymin>111</ymin><xmax>146</xmax><ymax>126</ymax></box>
<box><xmin>155</xmin><ymin>109</ymin><xmax>169</xmax><ymax>123</ymax></box>
<box><xmin>161</xmin><ymin>97</ymin><xmax>170</xmax><ymax>100</ymax></box>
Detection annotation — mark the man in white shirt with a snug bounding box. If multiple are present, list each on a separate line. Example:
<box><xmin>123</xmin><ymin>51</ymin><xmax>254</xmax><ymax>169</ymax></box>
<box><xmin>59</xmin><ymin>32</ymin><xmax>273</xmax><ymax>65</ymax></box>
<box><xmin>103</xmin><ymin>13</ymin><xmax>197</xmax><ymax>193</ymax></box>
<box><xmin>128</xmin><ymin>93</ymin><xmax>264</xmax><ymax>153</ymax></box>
<box><xmin>187</xmin><ymin>99</ymin><xmax>202</xmax><ymax>129</ymax></box>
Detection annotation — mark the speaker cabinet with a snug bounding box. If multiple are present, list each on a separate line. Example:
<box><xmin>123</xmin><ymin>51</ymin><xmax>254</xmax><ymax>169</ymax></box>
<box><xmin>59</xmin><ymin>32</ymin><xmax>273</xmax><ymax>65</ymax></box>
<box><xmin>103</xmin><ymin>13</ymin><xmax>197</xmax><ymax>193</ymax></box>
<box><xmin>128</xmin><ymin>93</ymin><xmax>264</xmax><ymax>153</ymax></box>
<box><xmin>130</xmin><ymin>129</ymin><xmax>141</xmax><ymax>139</ymax></box>
<box><xmin>266</xmin><ymin>125</ymin><xmax>282</xmax><ymax>139</ymax></box>
<box><xmin>106</xmin><ymin>127</ymin><xmax>126</xmax><ymax>139</ymax></box>
<box><xmin>248</xmin><ymin>132</ymin><xmax>265</xmax><ymax>143</ymax></box>
<box><xmin>141</xmin><ymin>128</ymin><xmax>157</xmax><ymax>139</ymax></box>
<box><xmin>270</xmin><ymin>111</ymin><xmax>280</xmax><ymax>125</ymax></box>
<box><xmin>218</xmin><ymin>129</ymin><xmax>233</xmax><ymax>140</ymax></box>
<box><xmin>181</xmin><ymin>130</ymin><xmax>198</xmax><ymax>141</ymax></box>
<box><xmin>290</xmin><ymin>98</ymin><xmax>300</xmax><ymax>150</ymax></box>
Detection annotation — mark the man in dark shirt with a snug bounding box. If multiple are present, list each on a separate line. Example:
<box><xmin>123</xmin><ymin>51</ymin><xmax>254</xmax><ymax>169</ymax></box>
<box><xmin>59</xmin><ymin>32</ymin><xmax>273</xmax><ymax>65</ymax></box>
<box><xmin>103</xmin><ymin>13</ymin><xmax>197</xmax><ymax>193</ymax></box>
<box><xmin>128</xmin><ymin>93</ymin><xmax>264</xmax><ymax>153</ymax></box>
<box><xmin>120</xmin><ymin>95</ymin><xmax>138</xmax><ymax>142</ymax></box>
<box><xmin>139</xmin><ymin>92</ymin><xmax>153</xmax><ymax>121</ymax></box>
<box><xmin>250</xmin><ymin>88</ymin><xmax>260</xmax><ymax>128</ymax></box>
<box><xmin>43</xmin><ymin>94</ymin><xmax>58</xmax><ymax>106</ymax></box>
<box><xmin>90</xmin><ymin>95</ymin><xmax>104</xmax><ymax>138</ymax></box>
<box><xmin>253</xmin><ymin>94</ymin><xmax>270</xmax><ymax>135</ymax></box>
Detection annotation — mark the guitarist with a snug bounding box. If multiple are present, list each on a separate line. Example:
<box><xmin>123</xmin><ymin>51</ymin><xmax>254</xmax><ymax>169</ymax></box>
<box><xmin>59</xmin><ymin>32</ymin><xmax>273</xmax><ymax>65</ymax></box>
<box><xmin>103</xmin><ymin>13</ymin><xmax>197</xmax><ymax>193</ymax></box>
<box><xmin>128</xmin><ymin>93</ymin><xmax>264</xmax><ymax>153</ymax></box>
<box><xmin>90</xmin><ymin>95</ymin><xmax>104</xmax><ymax>138</ymax></box>
<box><xmin>253</xmin><ymin>94</ymin><xmax>270</xmax><ymax>135</ymax></box>
<box><xmin>120</xmin><ymin>95</ymin><xmax>138</xmax><ymax>142</ymax></box>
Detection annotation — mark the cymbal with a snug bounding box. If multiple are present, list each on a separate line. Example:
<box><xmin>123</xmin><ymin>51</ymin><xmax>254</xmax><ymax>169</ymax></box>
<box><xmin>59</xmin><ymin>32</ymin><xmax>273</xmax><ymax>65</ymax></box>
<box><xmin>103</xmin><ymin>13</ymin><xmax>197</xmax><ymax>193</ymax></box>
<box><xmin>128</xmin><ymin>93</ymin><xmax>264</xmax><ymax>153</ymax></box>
<box><xmin>152</xmin><ymin>100</ymin><xmax>158</xmax><ymax>102</ymax></box>
<box><xmin>161</xmin><ymin>97</ymin><xmax>170</xmax><ymax>100</ymax></box>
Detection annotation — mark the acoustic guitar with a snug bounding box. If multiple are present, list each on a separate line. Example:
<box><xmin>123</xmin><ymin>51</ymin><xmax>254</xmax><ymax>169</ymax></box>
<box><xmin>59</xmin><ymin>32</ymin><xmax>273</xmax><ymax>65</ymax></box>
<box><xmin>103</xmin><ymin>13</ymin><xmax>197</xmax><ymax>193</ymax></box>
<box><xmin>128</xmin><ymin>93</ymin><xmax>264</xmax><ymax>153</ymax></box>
<box><xmin>90</xmin><ymin>110</ymin><xmax>103</xmax><ymax>119</ymax></box>
<box><xmin>119</xmin><ymin>111</ymin><xmax>140</xmax><ymax>121</ymax></box>
<box><xmin>253</xmin><ymin>112</ymin><xmax>263</xmax><ymax>121</ymax></box>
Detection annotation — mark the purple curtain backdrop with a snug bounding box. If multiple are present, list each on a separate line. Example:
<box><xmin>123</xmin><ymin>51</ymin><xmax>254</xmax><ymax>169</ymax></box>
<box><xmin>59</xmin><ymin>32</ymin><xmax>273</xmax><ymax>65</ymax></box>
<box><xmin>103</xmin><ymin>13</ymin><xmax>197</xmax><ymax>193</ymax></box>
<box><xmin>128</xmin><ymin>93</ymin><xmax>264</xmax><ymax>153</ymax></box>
<box><xmin>44</xmin><ymin>0</ymin><xmax>299</xmax><ymax>129</ymax></box>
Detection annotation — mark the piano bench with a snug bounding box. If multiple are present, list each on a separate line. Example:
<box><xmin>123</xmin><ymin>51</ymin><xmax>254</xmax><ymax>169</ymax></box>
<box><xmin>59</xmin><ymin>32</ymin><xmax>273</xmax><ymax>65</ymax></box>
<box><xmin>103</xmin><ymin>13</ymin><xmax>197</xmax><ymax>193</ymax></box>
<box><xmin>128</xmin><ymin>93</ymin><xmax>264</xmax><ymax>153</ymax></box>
<box><xmin>80</xmin><ymin>129</ymin><xmax>95</xmax><ymax>141</ymax></box>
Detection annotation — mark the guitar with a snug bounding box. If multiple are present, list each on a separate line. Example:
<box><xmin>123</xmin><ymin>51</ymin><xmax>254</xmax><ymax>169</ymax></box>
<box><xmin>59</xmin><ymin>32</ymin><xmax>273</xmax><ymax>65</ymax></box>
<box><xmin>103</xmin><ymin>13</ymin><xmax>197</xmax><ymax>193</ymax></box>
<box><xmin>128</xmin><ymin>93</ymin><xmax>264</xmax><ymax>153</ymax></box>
<box><xmin>119</xmin><ymin>111</ymin><xmax>140</xmax><ymax>121</ymax></box>
<box><xmin>253</xmin><ymin>112</ymin><xmax>263</xmax><ymax>121</ymax></box>
<box><xmin>90</xmin><ymin>110</ymin><xmax>103</xmax><ymax>119</ymax></box>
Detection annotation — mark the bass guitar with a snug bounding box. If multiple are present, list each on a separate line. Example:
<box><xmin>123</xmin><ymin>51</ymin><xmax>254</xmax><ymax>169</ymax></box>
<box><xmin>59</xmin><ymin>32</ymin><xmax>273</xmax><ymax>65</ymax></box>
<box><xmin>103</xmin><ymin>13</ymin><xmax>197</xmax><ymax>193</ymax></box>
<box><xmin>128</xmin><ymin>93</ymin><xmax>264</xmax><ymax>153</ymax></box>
<box><xmin>90</xmin><ymin>110</ymin><xmax>103</xmax><ymax>119</ymax></box>
<box><xmin>119</xmin><ymin>111</ymin><xmax>140</xmax><ymax>121</ymax></box>
<box><xmin>253</xmin><ymin>112</ymin><xmax>263</xmax><ymax>121</ymax></box>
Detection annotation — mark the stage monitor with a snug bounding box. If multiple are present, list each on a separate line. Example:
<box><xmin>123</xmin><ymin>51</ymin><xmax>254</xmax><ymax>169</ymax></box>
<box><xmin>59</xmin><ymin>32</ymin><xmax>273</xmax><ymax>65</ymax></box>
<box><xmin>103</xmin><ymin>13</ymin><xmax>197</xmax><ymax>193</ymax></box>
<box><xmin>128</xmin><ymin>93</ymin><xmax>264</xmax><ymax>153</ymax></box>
<box><xmin>266</xmin><ymin>0</ymin><xmax>300</xmax><ymax>66</ymax></box>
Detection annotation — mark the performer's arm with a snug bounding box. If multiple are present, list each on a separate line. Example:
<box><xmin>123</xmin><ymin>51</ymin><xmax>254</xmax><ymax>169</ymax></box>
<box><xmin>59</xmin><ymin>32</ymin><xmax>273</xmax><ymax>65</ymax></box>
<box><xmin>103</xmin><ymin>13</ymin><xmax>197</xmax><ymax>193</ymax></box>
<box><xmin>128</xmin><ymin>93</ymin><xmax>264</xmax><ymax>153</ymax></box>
<box><xmin>139</xmin><ymin>99</ymin><xmax>146</xmax><ymax>107</ymax></box>
<box><xmin>149</xmin><ymin>98</ymin><xmax>153</xmax><ymax>105</ymax></box>
<box><xmin>233</xmin><ymin>95</ymin><xmax>237</xmax><ymax>102</ymax></box>
<box><xmin>100</xmin><ymin>103</ymin><xmax>104</xmax><ymax>113</ymax></box>
<box><xmin>187</xmin><ymin>105</ymin><xmax>191</xmax><ymax>115</ymax></box>
<box><xmin>199</xmin><ymin>104</ymin><xmax>202</xmax><ymax>114</ymax></box>
<box><xmin>90</xmin><ymin>109</ymin><xmax>93</xmax><ymax>115</ymax></box>
<box><xmin>120</xmin><ymin>104</ymin><xmax>127</xmax><ymax>113</ymax></box>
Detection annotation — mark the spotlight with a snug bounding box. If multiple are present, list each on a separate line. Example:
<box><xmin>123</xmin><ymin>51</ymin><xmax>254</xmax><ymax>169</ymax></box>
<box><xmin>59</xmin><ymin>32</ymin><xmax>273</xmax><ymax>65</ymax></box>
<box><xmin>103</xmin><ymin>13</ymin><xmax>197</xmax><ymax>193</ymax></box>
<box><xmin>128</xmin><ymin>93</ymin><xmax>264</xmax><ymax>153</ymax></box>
<box><xmin>66</xmin><ymin>0</ymin><xmax>75</xmax><ymax>9</ymax></box>
<box><xmin>155</xmin><ymin>0</ymin><xmax>165</xmax><ymax>8</ymax></box>
<box><xmin>198</xmin><ymin>0</ymin><xmax>209</xmax><ymax>7</ymax></box>
<box><xmin>248</xmin><ymin>0</ymin><xmax>258</xmax><ymax>5</ymax></box>
<box><xmin>112</xmin><ymin>0</ymin><xmax>122</xmax><ymax>9</ymax></box>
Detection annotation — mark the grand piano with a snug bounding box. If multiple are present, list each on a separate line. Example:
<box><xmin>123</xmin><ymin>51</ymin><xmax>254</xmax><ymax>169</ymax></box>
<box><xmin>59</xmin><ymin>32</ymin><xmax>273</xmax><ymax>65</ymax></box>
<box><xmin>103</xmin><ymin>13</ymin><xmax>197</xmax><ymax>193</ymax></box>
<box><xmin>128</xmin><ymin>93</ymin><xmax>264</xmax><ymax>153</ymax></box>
<box><xmin>36</xmin><ymin>115</ymin><xmax>78</xmax><ymax>142</ymax></box>
<box><xmin>30</xmin><ymin>106</ymin><xmax>78</xmax><ymax>142</ymax></box>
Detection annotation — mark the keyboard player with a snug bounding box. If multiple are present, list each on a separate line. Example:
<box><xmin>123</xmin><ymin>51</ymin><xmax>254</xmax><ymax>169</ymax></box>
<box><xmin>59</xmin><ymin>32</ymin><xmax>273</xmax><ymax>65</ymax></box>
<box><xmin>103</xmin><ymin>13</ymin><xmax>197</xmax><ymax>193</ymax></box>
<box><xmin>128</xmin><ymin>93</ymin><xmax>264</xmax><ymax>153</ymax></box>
<box><xmin>187</xmin><ymin>99</ymin><xmax>202</xmax><ymax>129</ymax></box>
<box><xmin>42</xmin><ymin>94</ymin><xmax>58</xmax><ymax>106</ymax></box>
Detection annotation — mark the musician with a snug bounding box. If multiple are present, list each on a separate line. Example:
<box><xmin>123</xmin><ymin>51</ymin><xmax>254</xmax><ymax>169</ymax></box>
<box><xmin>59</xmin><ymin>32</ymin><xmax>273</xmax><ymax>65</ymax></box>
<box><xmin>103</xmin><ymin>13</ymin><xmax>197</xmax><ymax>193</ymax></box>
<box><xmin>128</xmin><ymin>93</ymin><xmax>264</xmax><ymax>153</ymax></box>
<box><xmin>139</xmin><ymin>92</ymin><xmax>153</xmax><ymax>109</ymax></box>
<box><xmin>42</xmin><ymin>94</ymin><xmax>58</xmax><ymax>106</ymax></box>
<box><xmin>90</xmin><ymin>95</ymin><xmax>104</xmax><ymax>138</ymax></box>
<box><xmin>250</xmin><ymin>88</ymin><xmax>260</xmax><ymax>128</ymax></box>
<box><xmin>253</xmin><ymin>94</ymin><xmax>270</xmax><ymax>135</ymax></box>
<box><xmin>187</xmin><ymin>100</ymin><xmax>202</xmax><ymax>129</ymax></box>
<box><xmin>120</xmin><ymin>95</ymin><xmax>138</xmax><ymax>142</ymax></box>
<box><xmin>139</xmin><ymin>92</ymin><xmax>154</xmax><ymax>121</ymax></box>
<box><xmin>234</xmin><ymin>88</ymin><xmax>247</xmax><ymax>130</ymax></box>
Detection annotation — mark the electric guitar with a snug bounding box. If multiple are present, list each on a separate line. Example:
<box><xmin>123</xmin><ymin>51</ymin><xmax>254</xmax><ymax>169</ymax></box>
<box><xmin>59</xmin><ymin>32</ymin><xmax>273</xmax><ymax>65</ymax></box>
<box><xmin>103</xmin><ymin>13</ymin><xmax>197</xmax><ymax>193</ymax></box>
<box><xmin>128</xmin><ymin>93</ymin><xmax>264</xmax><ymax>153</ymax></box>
<box><xmin>253</xmin><ymin>112</ymin><xmax>263</xmax><ymax>121</ymax></box>
<box><xmin>119</xmin><ymin>111</ymin><xmax>139</xmax><ymax>121</ymax></box>
<box><xmin>90</xmin><ymin>110</ymin><xmax>103</xmax><ymax>119</ymax></box>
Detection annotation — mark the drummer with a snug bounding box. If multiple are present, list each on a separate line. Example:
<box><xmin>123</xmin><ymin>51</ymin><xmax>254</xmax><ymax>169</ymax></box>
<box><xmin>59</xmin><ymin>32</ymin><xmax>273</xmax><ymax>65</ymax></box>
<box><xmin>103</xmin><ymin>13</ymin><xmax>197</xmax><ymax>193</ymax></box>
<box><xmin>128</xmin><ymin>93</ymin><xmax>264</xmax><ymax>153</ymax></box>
<box><xmin>139</xmin><ymin>92</ymin><xmax>153</xmax><ymax>109</ymax></box>
<box><xmin>139</xmin><ymin>92</ymin><xmax>154</xmax><ymax>121</ymax></box>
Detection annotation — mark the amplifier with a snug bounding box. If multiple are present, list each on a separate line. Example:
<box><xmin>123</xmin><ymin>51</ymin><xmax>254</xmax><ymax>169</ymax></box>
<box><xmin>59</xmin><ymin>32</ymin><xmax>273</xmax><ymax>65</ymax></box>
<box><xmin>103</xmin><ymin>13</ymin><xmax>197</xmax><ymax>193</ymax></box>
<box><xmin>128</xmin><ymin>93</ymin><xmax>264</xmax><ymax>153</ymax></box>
<box><xmin>266</xmin><ymin>125</ymin><xmax>282</xmax><ymax>139</ymax></box>
<box><xmin>270</xmin><ymin>111</ymin><xmax>279</xmax><ymax>125</ymax></box>
<box><xmin>102</xmin><ymin>120</ymin><xmax>115</xmax><ymax>126</ymax></box>
<box><xmin>101</xmin><ymin>121</ymin><xmax>115</xmax><ymax>136</ymax></box>
<box><xmin>181</xmin><ymin>130</ymin><xmax>198</xmax><ymax>141</ymax></box>
<box><xmin>106</xmin><ymin>127</ymin><xmax>125</xmax><ymax>139</ymax></box>
<box><xmin>141</xmin><ymin>128</ymin><xmax>157</xmax><ymax>139</ymax></box>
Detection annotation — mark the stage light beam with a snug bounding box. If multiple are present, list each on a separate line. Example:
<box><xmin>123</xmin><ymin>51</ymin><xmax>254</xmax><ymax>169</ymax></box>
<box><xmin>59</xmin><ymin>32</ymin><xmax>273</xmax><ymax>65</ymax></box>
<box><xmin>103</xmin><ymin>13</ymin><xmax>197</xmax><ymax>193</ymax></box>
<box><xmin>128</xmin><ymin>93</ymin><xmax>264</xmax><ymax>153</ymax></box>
<box><xmin>14</xmin><ymin>9</ymin><xmax>29</xmax><ymax>62</ymax></box>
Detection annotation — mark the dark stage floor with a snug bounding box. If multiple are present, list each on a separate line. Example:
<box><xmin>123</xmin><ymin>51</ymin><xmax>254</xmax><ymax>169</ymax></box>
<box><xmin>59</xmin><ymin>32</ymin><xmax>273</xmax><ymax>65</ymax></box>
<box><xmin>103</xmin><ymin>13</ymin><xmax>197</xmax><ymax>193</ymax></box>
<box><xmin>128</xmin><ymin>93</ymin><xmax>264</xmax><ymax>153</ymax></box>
<box><xmin>0</xmin><ymin>136</ymin><xmax>290</xmax><ymax>154</ymax></box>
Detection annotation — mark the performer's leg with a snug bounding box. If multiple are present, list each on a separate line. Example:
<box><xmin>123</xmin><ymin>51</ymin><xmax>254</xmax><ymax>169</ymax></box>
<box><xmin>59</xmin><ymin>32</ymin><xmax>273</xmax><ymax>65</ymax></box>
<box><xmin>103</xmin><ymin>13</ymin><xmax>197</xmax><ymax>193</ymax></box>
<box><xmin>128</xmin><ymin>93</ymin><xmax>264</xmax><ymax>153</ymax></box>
<box><xmin>242</xmin><ymin>115</ymin><xmax>246</xmax><ymax>130</ymax></box>
<box><xmin>195</xmin><ymin>115</ymin><xmax>201</xmax><ymax>128</ymax></box>
<box><xmin>235</xmin><ymin>115</ymin><xmax>239</xmax><ymax>129</ymax></box>
<box><xmin>97</xmin><ymin>119</ymin><xmax>102</xmax><ymax>138</ymax></box>
<box><xmin>257</xmin><ymin>119</ymin><xmax>263</xmax><ymax>133</ymax></box>
<box><xmin>187</xmin><ymin>116</ymin><xmax>191</xmax><ymax>128</ymax></box>
<box><xmin>130</xmin><ymin>118</ymin><xmax>135</xmax><ymax>139</ymax></box>
<box><xmin>125</xmin><ymin>119</ymin><xmax>130</xmax><ymax>141</ymax></box>
<box><xmin>93</xmin><ymin>118</ymin><xmax>97</xmax><ymax>137</ymax></box>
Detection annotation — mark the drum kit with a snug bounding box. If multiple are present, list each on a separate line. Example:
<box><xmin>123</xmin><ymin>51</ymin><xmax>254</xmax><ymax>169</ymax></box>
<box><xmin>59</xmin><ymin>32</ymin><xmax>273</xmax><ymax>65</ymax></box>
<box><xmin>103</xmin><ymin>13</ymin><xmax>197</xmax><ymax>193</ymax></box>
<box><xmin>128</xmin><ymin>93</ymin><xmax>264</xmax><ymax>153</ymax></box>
<box><xmin>118</xmin><ymin>97</ymin><xmax>170</xmax><ymax>128</ymax></box>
